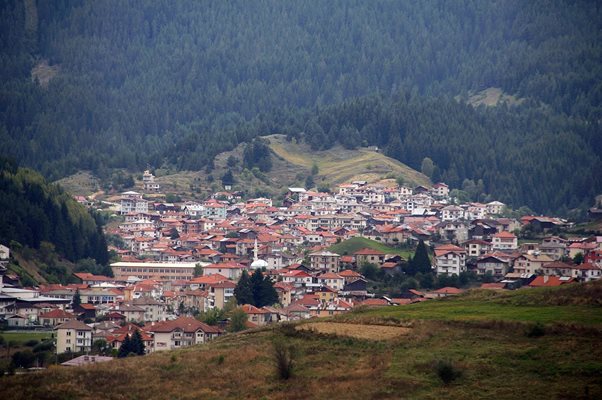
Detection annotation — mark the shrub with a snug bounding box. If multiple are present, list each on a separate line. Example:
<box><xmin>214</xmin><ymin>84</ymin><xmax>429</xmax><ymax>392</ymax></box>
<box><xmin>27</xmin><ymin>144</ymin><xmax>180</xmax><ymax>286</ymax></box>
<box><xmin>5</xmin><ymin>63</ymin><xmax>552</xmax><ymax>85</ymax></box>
<box><xmin>526</xmin><ymin>322</ymin><xmax>546</xmax><ymax>338</ymax></box>
<box><xmin>24</xmin><ymin>339</ymin><xmax>39</xmax><ymax>347</ymax></box>
<box><xmin>11</xmin><ymin>350</ymin><xmax>36</xmax><ymax>369</ymax></box>
<box><xmin>33</xmin><ymin>341</ymin><xmax>54</xmax><ymax>353</ymax></box>
<box><xmin>273</xmin><ymin>339</ymin><xmax>296</xmax><ymax>380</ymax></box>
<box><xmin>434</xmin><ymin>359</ymin><xmax>462</xmax><ymax>385</ymax></box>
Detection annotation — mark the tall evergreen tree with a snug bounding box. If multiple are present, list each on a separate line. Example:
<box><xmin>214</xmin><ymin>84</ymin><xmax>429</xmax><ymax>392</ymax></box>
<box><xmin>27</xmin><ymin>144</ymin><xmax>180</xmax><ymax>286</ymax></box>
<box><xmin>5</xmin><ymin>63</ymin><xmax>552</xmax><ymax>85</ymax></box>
<box><xmin>234</xmin><ymin>270</ymin><xmax>253</xmax><ymax>305</ymax></box>
<box><xmin>130</xmin><ymin>330</ymin><xmax>145</xmax><ymax>355</ymax></box>
<box><xmin>257</xmin><ymin>275</ymin><xmax>279</xmax><ymax>307</ymax></box>
<box><xmin>410</xmin><ymin>240</ymin><xmax>432</xmax><ymax>275</ymax></box>
<box><xmin>72</xmin><ymin>289</ymin><xmax>81</xmax><ymax>309</ymax></box>
<box><xmin>117</xmin><ymin>335</ymin><xmax>131</xmax><ymax>358</ymax></box>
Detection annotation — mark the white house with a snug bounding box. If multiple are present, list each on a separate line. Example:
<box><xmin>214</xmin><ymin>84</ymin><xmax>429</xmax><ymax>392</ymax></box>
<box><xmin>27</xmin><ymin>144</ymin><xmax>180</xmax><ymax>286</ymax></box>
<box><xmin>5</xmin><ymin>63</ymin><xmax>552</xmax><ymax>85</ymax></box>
<box><xmin>55</xmin><ymin>319</ymin><xmax>93</xmax><ymax>354</ymax></box>
<box><xmin>434</xmin><ymin>244</ymin><xmax>466</xmax><ymax>276</ymax></box>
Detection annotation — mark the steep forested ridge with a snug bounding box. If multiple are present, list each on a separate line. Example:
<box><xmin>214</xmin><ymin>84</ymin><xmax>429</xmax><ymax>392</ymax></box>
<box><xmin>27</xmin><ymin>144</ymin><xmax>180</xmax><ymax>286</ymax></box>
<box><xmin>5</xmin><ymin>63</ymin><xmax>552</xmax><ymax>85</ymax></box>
<box><xmin>0</xmin><ymin>157</ymin><xmax>109</xmax><ymax>267</ymax></box>
<box><xmin>1</xmin><ymin>0</ymin><xmax>601</xmax><ymax>213</ymax></box>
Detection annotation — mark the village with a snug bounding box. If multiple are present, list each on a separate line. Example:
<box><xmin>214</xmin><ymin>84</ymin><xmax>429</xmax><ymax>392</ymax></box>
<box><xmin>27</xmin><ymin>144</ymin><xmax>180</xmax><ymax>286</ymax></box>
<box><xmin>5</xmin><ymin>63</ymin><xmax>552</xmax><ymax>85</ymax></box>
<box><xmin>1</xmin><ymin>170</ymin><xmax>601</xmax><ymax>367</ymax></box>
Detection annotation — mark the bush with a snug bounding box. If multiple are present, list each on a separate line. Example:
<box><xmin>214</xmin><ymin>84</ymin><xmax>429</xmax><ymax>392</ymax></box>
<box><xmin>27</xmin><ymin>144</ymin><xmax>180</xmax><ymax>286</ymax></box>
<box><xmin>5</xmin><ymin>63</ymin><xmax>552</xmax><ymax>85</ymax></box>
<box><xmin>434</xmin><ymin>359</ymin><xmax>462</xmax><ymax>385</ymax></box>
<box><xmin>33</xmin><ymin>341</ymin><xmax>54</xmax><ymax>353</ymax></box>
<box><xmin>526</xmin><ymin>322</ymin><xmax>546</xmax><ymax>338</ymax></box>
<box><xmin>11</xmin><ymin>350</ymin><xmax>36</xmax><ymax>369</ymax></box>
<box><xmin>24</xmin><ymin>339</ymin><xmax>39</xmax><ymax>347</ymax></box>
<box><xmin>273</xmin><ymin>339</ymin><xmax>296</xmax><ymax>380</ymax></box>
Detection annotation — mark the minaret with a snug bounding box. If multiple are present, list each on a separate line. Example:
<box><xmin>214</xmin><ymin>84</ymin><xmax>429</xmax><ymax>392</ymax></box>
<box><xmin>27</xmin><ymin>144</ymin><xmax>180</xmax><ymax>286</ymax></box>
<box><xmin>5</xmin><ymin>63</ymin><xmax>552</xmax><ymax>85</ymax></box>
<box><xmin>253</xmin><ymin>238</ymin><xmax>259</xmax><ymax>262</ymax></box>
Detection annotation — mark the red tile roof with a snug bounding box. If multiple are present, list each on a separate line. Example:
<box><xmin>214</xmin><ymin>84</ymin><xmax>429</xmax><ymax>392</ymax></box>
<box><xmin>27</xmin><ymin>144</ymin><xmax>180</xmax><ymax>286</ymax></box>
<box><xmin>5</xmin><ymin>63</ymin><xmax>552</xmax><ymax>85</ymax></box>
<box><xmin>354</xmin><ymin>248</ymin><xmax>385</xmax><ymax>255</ymax></box>
<box><xmin>433</xmin><ymin>287</ymin><xmax>464</xmax><ymax>294</ymax></box>
<box><xmin>528</xmin><ymin>276</ymin><xmax>576</xmax><ymax>287</ymax></box>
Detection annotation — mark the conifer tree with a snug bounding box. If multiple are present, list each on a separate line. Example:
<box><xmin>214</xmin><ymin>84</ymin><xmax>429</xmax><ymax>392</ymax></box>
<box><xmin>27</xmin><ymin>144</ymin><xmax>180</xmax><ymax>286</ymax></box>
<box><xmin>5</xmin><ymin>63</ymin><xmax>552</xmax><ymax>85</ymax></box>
<box><xmin>72</xmin><ymin>289</ymin><xmax>81</xmax><ymax>309</ymax></box>
<box><xmin>117</xmin><ymin>335</ymin><xmax>131</xmax><ymax>358</ymax></box>
<box><xmin>130</xmin><ymin>330</ymin><xmax>145</xmax><ymax>355</ymax></box>
<box><xmin>234</xmin><ymin>270</ymin><xmax>253</xmax><ymax>305</ymax></box>
<box><xmin>412</xmin><ymin>240</ymin><xmax>432</xmax><ymax>275</ymax></box>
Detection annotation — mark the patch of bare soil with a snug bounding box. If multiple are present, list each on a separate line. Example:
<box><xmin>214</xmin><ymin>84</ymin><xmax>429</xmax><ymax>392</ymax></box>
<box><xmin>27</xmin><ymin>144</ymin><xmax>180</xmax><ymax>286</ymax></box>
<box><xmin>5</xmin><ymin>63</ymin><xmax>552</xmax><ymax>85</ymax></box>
<box><xmin>298</xmin><ymin>322</ymin><xmax>410</xmax><ymax>340</ymax></box>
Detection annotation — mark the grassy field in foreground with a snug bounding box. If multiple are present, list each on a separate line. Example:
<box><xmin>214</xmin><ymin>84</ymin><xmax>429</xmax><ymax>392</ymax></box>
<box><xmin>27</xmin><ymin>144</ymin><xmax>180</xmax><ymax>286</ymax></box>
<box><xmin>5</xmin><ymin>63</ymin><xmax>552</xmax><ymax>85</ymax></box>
<box><xmin>1</xmin><ymin>319</ymin><xmax>600</xmax><ymax>400</ymax></box>
<box><xmin>0</xmin><ymin>331</ymin><xmax>53</xmax><ymax>345</ymax></box>
<box><xmin>2</xmin><ymin>284</ymin><xmax>601</xmax><ymax>399</ymax></box>
<box><xmin>350</xmin><ymin>300</ymin><xmax>602</xmax><ymax>326</ymax></box>
<box><xmin>328</xmin><ymin>237</ymin><xmax>413</xmax><ymax>258</ymax></box>
<box><xmin>347</xmin><ymin>282</ymin><xmax>602</xmax><ymax>326</ymax></box>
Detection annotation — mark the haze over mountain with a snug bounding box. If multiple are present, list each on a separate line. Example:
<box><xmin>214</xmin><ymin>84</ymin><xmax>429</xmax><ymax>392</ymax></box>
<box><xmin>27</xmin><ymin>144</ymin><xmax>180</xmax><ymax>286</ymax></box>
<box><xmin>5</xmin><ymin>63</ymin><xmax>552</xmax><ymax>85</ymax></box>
<box><xmin>1</xmin><ymin>0</ymin><xmax>601</xmax><ymax>213</ymax></box>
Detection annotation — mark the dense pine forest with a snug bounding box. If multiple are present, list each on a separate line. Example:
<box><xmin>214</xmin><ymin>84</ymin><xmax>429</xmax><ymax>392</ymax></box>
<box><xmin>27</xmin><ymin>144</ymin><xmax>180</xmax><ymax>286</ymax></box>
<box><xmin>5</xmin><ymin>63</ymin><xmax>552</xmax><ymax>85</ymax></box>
<box><xmin>0</xmin><ymin>157</ymin><xmax>109</xmax><ymax>276</ymax></box>
<box><xmin>1</xmin><ymin>0</ymin><xmax>601</xmax><ymax>214</ymax></box>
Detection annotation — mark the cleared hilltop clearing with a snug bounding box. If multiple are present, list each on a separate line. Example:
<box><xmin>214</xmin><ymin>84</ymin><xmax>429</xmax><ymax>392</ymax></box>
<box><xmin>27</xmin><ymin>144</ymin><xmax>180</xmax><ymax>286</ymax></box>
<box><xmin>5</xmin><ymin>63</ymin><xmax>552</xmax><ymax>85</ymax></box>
<box><xmin>2</xmin><ymin>282</ymin><xmax>601</xmax><ymax>400</ymax></box>
<box><xmin>266</xmin><ymin>134</ymin><xmax>430</xmax><ymax>188</ymax></box>
<box><xmin>57</xmin><ymin>134</ymin><xmax>430</xmax><ymax>200</ymax></box>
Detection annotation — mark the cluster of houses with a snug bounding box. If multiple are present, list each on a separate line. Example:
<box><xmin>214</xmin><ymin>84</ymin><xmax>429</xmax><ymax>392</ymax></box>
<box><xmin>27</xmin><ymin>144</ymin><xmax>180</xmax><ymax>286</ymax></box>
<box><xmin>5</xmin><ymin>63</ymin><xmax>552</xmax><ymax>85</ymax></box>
<box><xmin>2</xmin><ymin>179</ymin><xmax>601</xmax><ymax>357</ymax></box>
<box><xmin>434</xmin><ymin>230</ymin><xmax>602</xmax><ymax>287</ymax></box>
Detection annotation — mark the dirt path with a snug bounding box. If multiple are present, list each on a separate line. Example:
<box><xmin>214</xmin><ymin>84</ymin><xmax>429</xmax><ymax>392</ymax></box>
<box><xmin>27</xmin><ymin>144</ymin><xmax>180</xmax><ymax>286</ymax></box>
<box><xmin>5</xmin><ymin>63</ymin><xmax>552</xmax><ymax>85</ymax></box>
<box><xmin>297</xmin><ymin>322</ymin><xmax>410</xmax><ymax>340</ymax></box>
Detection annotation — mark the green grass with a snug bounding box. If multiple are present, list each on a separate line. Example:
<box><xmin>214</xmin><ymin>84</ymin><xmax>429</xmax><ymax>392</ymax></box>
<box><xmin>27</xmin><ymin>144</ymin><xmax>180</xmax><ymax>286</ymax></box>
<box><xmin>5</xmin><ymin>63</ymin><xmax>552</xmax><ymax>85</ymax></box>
<box><xmin>348</xmin><ymin>281</ymin><xmax>602</xmax><ymax>326</ymax></box>
<box><xmin>2</xmin><ymin>284</ymin><xmax>602</xmax><ymax>398</ymax></box>
<box><xmin>267</xmin><ymin>134</ymin><xmax>430</xmax><ymax>188</ymax></box>
<box><xmin>329</xmin><ymin>237</ymin><xmax>412</xmax><ymax>258</ymax></box>
<box><xmin>0</xmin><ymin>331</ymin><xmax>53</xmax><ymax>345</ymax></box>
<box><xmin>354</xmin><ymin>299</ymin><xmax>602</xmax><ymax>326</ymax></box>
<box><xmin>2</xmin><ymin>320</ymin><xmax>601</xmax><ymax>400</ymax></box>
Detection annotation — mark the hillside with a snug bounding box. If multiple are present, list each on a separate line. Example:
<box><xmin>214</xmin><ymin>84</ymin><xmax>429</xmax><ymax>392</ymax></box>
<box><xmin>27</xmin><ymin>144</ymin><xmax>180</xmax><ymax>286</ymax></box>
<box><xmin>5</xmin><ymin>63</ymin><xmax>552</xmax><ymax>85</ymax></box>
<box><xmin>328</xmin><ymin>237</ymin><xmax>412</xmax><ymax>259</ymax></box>
<box><xmin>2</xmin><ymin>282</ymin><xmax>601</xmax><ymax>399</ymax></box>
<box><xmin>1</xmin><ymin>1</ymin><xmax>601</xmax><ymax>213</ymax></box>
<box><xmin>266</xmin><ymin>135</ymin><xmax>430</xmax><ymax>188</ymax></box>
<box><xmin>0</xmin><ymin>158</ymin><xmax>110</xmax><ymax>283</ymax></box>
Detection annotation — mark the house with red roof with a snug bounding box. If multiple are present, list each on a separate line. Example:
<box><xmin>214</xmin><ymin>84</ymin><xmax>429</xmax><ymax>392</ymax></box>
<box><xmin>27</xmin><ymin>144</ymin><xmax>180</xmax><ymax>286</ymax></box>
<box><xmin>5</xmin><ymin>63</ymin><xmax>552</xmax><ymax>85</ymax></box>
<box><xmin>434</xmin><ymin>244</ymin><xmax>466</xmax><ymax>276</ymax></box>
<box><xmin>492</xmin><ymin>231</ymin><xmax>518</xmax><ymax>250</ymax></box>
<box><xmin>280</xmin><ymin>270</ymin><xmax>313</xmax><ymax>287</ymax></box>
<box><xmin>273</xmin><ymin>282</ymin><xmax>295</xmax><ymax>307</ymax></box>
<box><xmin>282</xmin><ymin>304</ymin><xmax>311</xmax><ymax>321</ymax></box>
<box><xmin>203</xmin><ymin>262</ymin><xmax>246</xmax><ymax>280</ymax></box>
<box><xmin>105</xmin><ymin>323</ymin><xmax>154</xmax><ymax>353</ymax></box>
<box><xmin>354</xmin><ymin>248</ymin><xmax>386</xmax><ymax>266</ymax></box>
<box><xmin>338</xmin><ymin>269</ymin><xmax>364</xmax><ymax>283</ymax></box>
<box><xmin>39</xmin><ymin>309</ymin><xmax>76</xmax><ymax>327</ymax></box>
<box><xmin>240</xmin><ymin>304</ymin><xmax>271</xmax><ymax>326</ymax></box>
<box><xmin>317</xmin><ymin>272</ymin><xmax>345</xmax><ymax>291</ymax></box>
<box><xmin>528</xmin><ymin>275</ymin><xmax>575</xmax><ymax>287</ymax></box>
<box><xmin>571</xmin><ymin>262</ymin><xmax>602</xmax><ymax>282</ymax></box>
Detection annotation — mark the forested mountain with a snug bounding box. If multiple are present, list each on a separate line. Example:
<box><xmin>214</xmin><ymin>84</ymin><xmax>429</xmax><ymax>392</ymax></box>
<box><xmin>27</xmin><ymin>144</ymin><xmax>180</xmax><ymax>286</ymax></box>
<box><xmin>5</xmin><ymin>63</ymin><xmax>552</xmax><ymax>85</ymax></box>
<box><xmin>0</xmin><ymin>157</ymin><xmax>109</xmax><ymax>267</ymax></box>
<box><xmin>1</xmin><ymin>0</ymin><xmax>601</xmax><ymax>213</ymax></box>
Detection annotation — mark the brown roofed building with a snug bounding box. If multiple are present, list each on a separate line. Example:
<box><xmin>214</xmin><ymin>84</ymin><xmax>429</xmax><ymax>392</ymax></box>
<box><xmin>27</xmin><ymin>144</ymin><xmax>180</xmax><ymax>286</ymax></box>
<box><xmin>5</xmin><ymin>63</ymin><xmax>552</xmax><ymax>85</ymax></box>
<box><xmin>147</xmin><ymin>316</ymin><xmax>222</xmax><ymax>351</ymax></box>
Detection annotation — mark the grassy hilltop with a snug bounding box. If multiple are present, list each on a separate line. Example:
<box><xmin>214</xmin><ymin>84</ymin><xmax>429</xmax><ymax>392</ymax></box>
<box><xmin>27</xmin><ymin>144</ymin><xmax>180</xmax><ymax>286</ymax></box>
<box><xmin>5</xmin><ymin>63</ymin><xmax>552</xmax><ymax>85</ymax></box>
<box><xmin>2</xmin><ymin>282</ymin><xmax>601</xmax><ymax>399</ymax></box>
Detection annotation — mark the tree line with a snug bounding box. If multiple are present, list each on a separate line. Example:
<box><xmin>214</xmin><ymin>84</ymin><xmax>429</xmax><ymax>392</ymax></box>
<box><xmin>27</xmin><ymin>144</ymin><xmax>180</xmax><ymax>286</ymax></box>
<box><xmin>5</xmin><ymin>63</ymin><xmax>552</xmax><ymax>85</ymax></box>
<box><xmin>0</xmin><ymin>157</ymin><xmax>109</xmax><ymax>267</ymax></box>
<box><xmin>1</xmin><ymin>0</ymin><xmax>600</xmax><ymax>214</ymax></box>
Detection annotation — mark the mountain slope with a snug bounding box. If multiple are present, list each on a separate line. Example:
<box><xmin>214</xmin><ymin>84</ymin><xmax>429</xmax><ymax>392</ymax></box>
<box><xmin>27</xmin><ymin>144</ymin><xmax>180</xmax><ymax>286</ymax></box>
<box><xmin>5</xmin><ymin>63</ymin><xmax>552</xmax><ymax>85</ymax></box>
<box><xmin>0</xmin><ymin>158</ymin><xmax>109</xmax><ymax>283</ymax></box>
<box><xmin>1</xmin><ymin>0</ymin><xmax>601</xmax><ymax>212</ymax></box>
<box><xmin>266</xmin><ymin>135</ymin><xmax>430</xmax><ymax>188</ymax></box>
